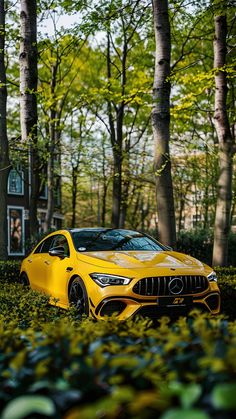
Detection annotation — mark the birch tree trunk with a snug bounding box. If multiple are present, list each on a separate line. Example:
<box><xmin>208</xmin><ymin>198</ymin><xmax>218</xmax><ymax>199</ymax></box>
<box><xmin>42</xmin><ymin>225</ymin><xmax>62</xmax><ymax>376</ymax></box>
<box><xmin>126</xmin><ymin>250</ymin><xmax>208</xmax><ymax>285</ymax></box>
<box><xmin>212</xmin><ymin>10</ymin><xmax>234</xmax><ymax>266</ymax></box>
<box><xmin>0</xmin><ymin>0</ymin><xmax>10</xmax><ymax>260</ymax></box>
<box><xmin>152</xmin><ymin>0</ymin><xmax>176</xmax><ymax>247</ymax></box>
<box><xmin>20</xmin><ymin>0</ymin><xmax>39</xmax><ymax>238</ymax></box>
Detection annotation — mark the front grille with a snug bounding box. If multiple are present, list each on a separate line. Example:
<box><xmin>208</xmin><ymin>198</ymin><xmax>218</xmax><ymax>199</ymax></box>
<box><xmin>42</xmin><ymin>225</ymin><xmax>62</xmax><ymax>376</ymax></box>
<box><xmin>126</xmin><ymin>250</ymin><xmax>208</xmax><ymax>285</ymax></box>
<box><xmin>133</xmin><ymin>275</ymin><xmax>208</xmax><ymax>296</ymax></box>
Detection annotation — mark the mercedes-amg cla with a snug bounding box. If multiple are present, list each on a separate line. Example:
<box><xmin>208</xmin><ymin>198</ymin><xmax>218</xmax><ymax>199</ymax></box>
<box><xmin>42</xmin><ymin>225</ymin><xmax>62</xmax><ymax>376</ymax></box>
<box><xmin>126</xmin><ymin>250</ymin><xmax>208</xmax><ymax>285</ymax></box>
<box><xmin>20</xmin><ymin>228</ymin><xmax>220</xmax><ymax>319</ymax></box>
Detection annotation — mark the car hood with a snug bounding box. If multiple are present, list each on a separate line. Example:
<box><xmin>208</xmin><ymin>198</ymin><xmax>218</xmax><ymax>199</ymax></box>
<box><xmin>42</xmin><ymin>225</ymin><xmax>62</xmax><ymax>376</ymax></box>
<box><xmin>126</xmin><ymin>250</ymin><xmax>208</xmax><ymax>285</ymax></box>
<box><xmin>76</xmin><ymin>250</ymin><xmax>206</xmax><ymax>271</ymax></box>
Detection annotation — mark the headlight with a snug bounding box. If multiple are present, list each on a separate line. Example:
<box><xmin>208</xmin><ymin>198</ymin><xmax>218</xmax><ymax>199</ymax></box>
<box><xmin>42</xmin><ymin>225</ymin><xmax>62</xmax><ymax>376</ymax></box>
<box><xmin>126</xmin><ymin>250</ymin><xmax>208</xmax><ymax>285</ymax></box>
<box><xmin>90</xmin><ymin>273</ymin><xmax>132</xmax><ymax>287</ymax></box>
<box><xmin>207</xmin><ymin>271</ymin><xmax>218</xmax><ymax>282</ymax></box>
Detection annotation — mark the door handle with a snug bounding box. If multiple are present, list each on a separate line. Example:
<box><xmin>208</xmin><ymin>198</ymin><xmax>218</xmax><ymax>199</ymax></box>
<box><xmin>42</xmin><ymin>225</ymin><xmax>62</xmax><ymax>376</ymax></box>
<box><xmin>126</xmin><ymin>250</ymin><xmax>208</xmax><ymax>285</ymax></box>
<box><xmin>44</xmin><ymin>260</ymin><xmax>51</xmax><ymax>265</ymax></box>
<box><xmin>66</xmin><ymin>267</ymin><xmax>73</xmax><ymax>272</ymax></box>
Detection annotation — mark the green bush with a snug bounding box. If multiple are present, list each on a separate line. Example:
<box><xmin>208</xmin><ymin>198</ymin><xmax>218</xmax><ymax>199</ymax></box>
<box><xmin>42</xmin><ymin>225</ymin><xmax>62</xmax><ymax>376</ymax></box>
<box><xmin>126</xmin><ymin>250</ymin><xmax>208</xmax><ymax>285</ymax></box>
<box><xmin>0</xmin><ymin>263</ymin><xmax>236</xmax><ymax>418</ymax></box>
<box><xmin>176</xmin><ymin>229</ymin><xmax>236</xmax><ymax>267</ymax></box>
<box><xmin>0</xmin><ymin>280</ymin><xmax>67</xmax><ymax>329</ymax></box>
<box><xmin>0</xmin><ymin>261</ymin><xmax>20</xmax><ymax>283</ymax></box>
<box><xmin>214</xmin><ymin>268</ymin><xmax>236</xmax><ymax>320</ymax></box>
<box><xmin>0</xmin><ymin>311</ymin><xmax>236</xmax><ymax>419</ymax></box>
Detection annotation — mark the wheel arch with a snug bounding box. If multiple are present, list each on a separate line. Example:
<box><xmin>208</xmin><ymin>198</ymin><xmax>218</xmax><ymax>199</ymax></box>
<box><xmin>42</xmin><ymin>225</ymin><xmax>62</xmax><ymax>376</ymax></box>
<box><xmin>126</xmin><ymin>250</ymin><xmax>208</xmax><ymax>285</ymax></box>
<box><xmin>68</xmin><ymin>274</ymin><xmax>89</xmax><ymax>316</ymax></box>
<box><xmin>19</xmin><ymin>271</ymin><xmax>30</xmax><ymax>286</ymax></box>
<box><xmin>68</xmin><ymin>274</ymin><xmax>84</xmax><ymax>293</ymax></box>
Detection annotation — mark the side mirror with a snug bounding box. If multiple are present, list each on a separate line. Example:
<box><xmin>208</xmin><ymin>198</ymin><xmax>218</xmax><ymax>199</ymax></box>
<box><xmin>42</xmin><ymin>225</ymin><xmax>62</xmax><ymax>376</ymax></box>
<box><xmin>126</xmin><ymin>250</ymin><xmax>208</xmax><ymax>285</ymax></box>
<box><xmin>49</xmin><ymin>246</ymin><xmax>65</xmax><ymax>258</ymax></box>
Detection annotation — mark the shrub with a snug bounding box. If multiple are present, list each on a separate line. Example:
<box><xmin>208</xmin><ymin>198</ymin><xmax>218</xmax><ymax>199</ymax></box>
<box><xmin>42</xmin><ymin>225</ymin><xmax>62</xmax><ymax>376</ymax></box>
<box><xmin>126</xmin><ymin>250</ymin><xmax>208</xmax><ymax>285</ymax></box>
<box><xmin>176</xmin><ymin>229</ymin><xmax>236</xmax><ymax>267</ymax></box>
<box><xmin>0</xmin><ymin>261</ymin><xmax>20</xmax><ymax>283</ymax></box>
<box><xmin>0</xmin><ymin>313</ymin><xmax>236</xmax><ymax>418</ymax></box>
<box><xmin>0</xmin><ymin>267</ymin><xmax>236</xmax><ymax>418</ymax></box>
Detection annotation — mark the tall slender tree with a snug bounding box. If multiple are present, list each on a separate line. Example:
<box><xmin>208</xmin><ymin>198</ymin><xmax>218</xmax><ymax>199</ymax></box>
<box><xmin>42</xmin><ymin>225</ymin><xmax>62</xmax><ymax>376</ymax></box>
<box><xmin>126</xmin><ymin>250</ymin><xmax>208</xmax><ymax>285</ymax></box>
<box><xmin>20</xmin><ymin>0</ymin><xmax>39</xmax><ymax>238</ymax></box>
<box><xmin>0</xmin><ymin>0</ymin><xmax>10</xmax><ymax>260</ymax></box>
<box><xmin>212</xmin><ymin>1</ymin><xmax>235</xmax><ymax>266</ymax></box>
<box><xmin>152</xmin><ymin>0</ymin><xmax>176</xmax><ymax>247</ymax></box>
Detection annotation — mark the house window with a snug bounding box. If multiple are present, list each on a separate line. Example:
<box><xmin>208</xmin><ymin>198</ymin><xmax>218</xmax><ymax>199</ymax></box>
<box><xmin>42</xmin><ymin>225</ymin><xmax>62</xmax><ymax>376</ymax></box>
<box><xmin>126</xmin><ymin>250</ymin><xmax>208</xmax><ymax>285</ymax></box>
<box><xmin>8</xmin><ymin>169</ymin><xmax>24</xmax><ymax>195</ymax></box>
<box><xmin>8</xmin><ymin>206</ymin><xmax>25</xmax><ymax>256</ymax></box>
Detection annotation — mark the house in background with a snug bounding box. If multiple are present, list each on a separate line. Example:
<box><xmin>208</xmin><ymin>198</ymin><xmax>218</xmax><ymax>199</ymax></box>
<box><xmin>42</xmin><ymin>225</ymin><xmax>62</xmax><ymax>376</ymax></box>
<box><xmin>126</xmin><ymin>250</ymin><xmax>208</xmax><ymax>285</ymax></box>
<box><xmin>7</xmin><ymin>165</ymin><xmax>63</xmax><ymax>257</ymax></box>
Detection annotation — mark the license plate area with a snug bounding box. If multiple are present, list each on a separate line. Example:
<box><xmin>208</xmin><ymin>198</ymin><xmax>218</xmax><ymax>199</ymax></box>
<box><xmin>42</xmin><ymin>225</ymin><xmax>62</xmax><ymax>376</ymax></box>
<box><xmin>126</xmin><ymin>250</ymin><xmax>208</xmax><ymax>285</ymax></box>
<box><xmin>157</xmin><ymin>296</ymin><xmax>193</xmax><ymax>307</ymax></box>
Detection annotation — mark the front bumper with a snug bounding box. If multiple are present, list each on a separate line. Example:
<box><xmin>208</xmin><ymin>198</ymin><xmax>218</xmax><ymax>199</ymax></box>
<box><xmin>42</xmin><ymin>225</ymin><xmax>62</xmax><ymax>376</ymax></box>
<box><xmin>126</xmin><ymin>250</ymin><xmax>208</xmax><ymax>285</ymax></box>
<box><xmin>89</xmin><ymin>292</ymin><xmax>220</xmax><ymax>320</ymax></box>
<box><xmin>88</xmin><ymin>278</ymin><xmax>220</xmax><ymax>320</ymax></box>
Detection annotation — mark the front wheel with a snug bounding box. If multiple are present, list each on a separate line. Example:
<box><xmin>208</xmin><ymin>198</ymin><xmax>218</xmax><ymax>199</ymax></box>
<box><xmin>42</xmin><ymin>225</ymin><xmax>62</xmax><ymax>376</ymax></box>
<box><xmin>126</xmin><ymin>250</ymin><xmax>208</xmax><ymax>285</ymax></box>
<box><xmin>68</xmin><ymin>277</ymin><xmax>89</xmax><ymax>316</ymax></box>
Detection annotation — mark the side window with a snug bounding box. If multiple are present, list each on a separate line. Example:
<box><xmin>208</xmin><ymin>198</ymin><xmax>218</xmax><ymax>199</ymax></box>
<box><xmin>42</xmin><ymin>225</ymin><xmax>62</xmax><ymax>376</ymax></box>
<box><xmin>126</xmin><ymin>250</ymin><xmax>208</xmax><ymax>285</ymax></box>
<box><xmin>8</xmin><ymin>169</ymin><xmax>24</xmax><ymax>195</ymax></box>
<box><xmin>34</xmin><ymin>236</ymin><xmax>54</xmax><ymax>254</ymax></box>
<box><xmin>50</xmin><ymin>234</ymin><xmax>70</xmax><ymax>257</ymax></box>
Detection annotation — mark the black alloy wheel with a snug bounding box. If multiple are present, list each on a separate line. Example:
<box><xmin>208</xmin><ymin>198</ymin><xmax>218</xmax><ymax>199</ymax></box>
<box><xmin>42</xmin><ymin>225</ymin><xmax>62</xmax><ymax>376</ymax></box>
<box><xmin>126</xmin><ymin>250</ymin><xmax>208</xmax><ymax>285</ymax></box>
<box><xmin>69</xmin><ymin>277</ymin><xmax>89</xmax><ymax>316</ymax></box>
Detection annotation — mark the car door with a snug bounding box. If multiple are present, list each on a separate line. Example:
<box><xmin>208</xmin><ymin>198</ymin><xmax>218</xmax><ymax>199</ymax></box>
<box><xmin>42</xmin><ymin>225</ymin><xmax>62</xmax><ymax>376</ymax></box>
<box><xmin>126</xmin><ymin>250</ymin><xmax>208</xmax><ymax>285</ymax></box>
<box><xmin>43</xmin><ymin>234</ymin><xmax>72</xmax><ymax>306</ymax></box>
<box><xmin>26</xmin><ymin>235</ymin><xmax>55</xmax><ymax>292</ymax></box>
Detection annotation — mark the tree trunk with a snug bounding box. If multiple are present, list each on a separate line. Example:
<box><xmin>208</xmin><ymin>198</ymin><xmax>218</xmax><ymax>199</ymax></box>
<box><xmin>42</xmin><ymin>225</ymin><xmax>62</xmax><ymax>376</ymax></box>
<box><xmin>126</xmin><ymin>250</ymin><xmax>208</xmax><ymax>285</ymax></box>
<box><xmin>101</xmin><ymin>139</ymin><xmax>108</xmax><ymax>227</ymax></box>
<box><xmin>119</xmin><ymin>177</ymin><xmax>129</xmax><ymax>229</ymax></box>
<box><xmin>0</xmin><ymin>0</ymin><xmax>10</xmax><ymax>260</ymax></box>
<box><xmin>178</xmin><ymin>196</ymin><xmax>185</xmax><ymax>234</ymax></box>
<box><xmin>20</xmin><ymin>0</ymin><xmax>39</xmax><ymax>238</ymax></box>
<box><xmin>111</xmin><ymin>146</ymin><xmax>122</xmax><ymax>228</ymax></box>
<box><xmin>45</xmin><ymin>63</ymin><xmax>58</xmax><ymax>231</ymax></box>
<box><xmin>20</xmin><ymin>0</ymin><xmax>40</xmax><ymax>237</ymax></box>
<box><xmin>71</xmin><ymin>165</ymin><xmax>78</xmax><ymax>227</ymax></box>
<box><xmin>212</xmin><ymin>12</ymin><xmax>234</xmax><ymax>266</ymax></box>
<box><xmin>152</xmin><ymin>0</ymin><xmax>176</xmax><ymax>247</ymax></box>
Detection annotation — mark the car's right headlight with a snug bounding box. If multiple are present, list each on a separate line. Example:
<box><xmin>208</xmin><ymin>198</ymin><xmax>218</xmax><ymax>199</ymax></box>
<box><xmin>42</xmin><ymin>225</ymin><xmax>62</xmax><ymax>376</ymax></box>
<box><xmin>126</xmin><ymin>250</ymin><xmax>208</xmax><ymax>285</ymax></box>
<box><xmin>207</xmin><ymin>271</ymin><xmax>218</xmax><ymax>282</ymax></box>
<box><xmin>90</xmin><ymin>273</ymin><xmax>132</xmax><ymax>287</ymax></box>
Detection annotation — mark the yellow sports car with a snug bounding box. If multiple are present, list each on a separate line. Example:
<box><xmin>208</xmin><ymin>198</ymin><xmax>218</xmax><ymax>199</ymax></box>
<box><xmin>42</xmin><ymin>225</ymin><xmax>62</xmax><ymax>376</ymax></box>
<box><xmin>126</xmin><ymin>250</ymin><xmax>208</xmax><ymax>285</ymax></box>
<box><xmin>20</xmin><ymin>228</ymin><xmax>220</xmax><ymax>319</ymax></box>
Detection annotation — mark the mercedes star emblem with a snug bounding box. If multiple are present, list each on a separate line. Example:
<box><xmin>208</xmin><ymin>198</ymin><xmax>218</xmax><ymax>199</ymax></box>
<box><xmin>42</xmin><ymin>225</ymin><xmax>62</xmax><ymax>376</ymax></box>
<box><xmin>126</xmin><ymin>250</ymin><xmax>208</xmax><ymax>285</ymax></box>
<box><xmin>168</xmin><ymin>277</ymin><xmax>184</xmax><ymax>295</ymax></box>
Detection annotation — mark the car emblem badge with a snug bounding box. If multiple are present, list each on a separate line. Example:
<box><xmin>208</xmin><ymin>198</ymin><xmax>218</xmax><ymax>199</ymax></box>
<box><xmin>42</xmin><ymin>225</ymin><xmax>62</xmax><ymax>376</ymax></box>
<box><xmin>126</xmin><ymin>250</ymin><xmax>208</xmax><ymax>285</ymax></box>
<box><xmin>168</xmin><ymin>277</ymin><xmax>184</xmax><ymax>295</ymax></box>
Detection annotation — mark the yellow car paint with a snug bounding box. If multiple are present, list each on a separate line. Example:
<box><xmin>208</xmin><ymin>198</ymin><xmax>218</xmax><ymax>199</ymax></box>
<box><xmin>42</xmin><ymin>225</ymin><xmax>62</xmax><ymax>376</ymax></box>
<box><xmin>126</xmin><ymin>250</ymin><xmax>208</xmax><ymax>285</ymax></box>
<box><xmin>20</xmin><ymin>228</ymin><xmax>221</xmax><ymax>320</ymax></box>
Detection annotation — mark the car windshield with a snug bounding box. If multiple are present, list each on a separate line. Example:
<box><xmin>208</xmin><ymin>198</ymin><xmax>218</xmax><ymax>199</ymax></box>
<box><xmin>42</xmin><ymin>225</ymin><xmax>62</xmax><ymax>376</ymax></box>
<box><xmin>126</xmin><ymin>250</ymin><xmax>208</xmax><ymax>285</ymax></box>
<box><xmin>70</xmin><ymin>229</ymin><xmax>165</xmax><ymax>252</ymax></box>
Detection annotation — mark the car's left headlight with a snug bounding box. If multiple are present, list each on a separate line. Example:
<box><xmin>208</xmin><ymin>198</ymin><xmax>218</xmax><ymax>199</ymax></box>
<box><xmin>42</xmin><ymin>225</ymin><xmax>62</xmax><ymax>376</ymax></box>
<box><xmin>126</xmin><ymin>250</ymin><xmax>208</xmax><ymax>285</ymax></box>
<box><xmin>90</xmin><ymin>273</ymin><xmax>132</xmax><ymax>287</ymax></box>
<box><xmin>207</xmin><ymin>271</ymin><xmax>218</xmax><ymax>282</ymax></box>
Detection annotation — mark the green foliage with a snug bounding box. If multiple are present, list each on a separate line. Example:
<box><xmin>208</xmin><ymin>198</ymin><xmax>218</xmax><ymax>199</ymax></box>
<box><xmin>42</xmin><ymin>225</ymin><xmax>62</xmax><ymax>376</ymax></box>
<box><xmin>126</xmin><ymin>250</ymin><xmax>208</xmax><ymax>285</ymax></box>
<box><xmin>0</xmin><ymin>267</ymin><xmax>236</xmax><ymax>418</ymax></box>
<box><xmin>0</xmin><ymin>261</ymin><xmax>20</xmax><ymax>283</ymax></box>
<box><xmin>176</xmin><ymin>229</ymin><xmax>236</xmax><ymax>266</ymax></box>
<box><xmin>177</xmin><ymin>229</ymin><xmax>213</xmax><ymax>265</ymax></box>
<box><xmin>0</xmin><ymin>299</ymin><xmax>236</xmax><ymax>417</ymax></box>
<box><xmin>217</xmin><ymin>273</ymin><xmax>236</xmax><ymax>320</ymax></box>
<box><xmin>0</xmin><ymin>277</ymin><xmax>66</xmax><ymax>328</ymax></box>
<box><xmin>1</xmin><ymin>395</ymin><xmax>55</xmax><ymax>419</ymax></box>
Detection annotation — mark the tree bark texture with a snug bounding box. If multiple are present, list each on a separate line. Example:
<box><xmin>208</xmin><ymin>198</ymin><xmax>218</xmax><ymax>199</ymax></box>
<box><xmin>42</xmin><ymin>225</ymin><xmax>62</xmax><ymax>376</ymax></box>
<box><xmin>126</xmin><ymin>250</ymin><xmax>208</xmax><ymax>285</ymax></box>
<box><xmin>106</xmin><ymin>31</ymin><xmax>123</xmax><ymax>228</ymax></box>
<box><xmin>71</xmin><ymin>166</ymin><xmax>78</xmax><ymax>227</ymax></box>
<box><xmin>0</xmin><ymin>0</ymin><xmax>10</xmax><ymax>260</ymax></box>
<box><xmin>20</xmin><ymin>0</ymin><xmax>39</xmax><ymax>238</ymax></box>
<box><xmin>152</xmin><ymin>0</ymin><xmax>176</xmax><ymax>247</ymax></box>
<box><xmin>212</xmin><ymin>13</ymin><xmax>234</xmax><ymax>266</ymax></box>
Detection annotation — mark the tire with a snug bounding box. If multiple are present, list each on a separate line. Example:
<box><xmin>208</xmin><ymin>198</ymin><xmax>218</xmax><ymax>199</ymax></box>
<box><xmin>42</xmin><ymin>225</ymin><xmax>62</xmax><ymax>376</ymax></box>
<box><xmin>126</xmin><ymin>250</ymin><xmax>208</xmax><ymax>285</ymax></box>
<box><xmin>68</xmin><ymin>277</ymin><xmax>89</xmax><ymax>316</ymax></box>
<box><xmin>19</xmin><ymin>272</ymin><xmax>30</xmax><ymax>286</ymax></box>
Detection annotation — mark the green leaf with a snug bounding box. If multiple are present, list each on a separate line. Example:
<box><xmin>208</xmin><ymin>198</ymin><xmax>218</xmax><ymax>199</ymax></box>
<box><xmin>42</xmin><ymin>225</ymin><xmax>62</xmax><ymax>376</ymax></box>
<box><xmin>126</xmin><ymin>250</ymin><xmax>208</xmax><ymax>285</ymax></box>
<box><xmin>1</xmin><ymin>395</ymin><xmax>55</xmax><ymax>419</ymax></box>
<box><xmin>160</xmin><ymin>408</ymin><xmax>210</xmax><ymax>419</ymax></box>
<box><xmin>211</xmin><ymin>383</ymin><xmax>236</xmax><ymax>410</ymax></box>
<box><xmin>168</xmin><ymin>382</ymin><xmax>202</xmax><ymax>408</ymax></box>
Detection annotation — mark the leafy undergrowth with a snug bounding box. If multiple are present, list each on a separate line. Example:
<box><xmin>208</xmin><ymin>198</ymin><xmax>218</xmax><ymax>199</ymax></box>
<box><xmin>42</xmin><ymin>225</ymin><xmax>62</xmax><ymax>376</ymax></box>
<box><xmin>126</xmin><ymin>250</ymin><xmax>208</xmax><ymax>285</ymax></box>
<box><xmin>0</xmin><ymin>275</ymin><xmax>236</xmax><ymax>419</ymax></box>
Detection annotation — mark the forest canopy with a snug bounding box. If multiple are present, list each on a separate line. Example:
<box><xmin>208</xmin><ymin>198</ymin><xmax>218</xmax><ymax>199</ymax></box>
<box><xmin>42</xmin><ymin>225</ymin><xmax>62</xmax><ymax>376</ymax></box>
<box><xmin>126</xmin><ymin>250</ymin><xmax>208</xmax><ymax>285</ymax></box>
<box><xmin>0</xmin><ymin>0</ymin><xmax>235</xmax><ymax>265</ymax></box>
